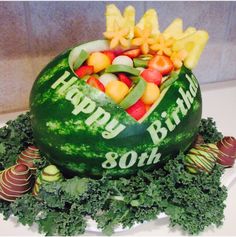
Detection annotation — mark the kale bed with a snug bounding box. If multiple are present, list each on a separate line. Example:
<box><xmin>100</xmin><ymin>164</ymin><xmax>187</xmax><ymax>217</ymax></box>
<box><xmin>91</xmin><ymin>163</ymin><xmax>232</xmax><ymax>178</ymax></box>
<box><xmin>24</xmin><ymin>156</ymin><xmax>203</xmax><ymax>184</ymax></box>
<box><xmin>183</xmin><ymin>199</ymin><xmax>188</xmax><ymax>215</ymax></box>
<box><xmin>0</xmin><ymin>113</ymin><xmax>227</xmax><ymax>236</ymax></box>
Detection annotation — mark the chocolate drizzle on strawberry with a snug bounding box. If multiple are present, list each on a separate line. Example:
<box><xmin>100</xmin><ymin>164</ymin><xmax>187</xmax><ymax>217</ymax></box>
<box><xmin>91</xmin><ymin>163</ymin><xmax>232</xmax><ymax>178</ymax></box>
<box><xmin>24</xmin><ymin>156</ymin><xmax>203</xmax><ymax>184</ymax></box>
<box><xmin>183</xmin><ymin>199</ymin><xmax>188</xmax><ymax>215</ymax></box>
<box><xmin>217</xmin><ymin>137</ymin><xmax>236</xmax><ymax>167</ymax></box>
<box><xmin>0</xmin><ymin>164</ymin><xmax>33</xmax><ymax>202</ymax></box>
<box><xmin>17</xmin><ymin>146</ymin><xmax>41</xmax><ymax>170</ymax></box>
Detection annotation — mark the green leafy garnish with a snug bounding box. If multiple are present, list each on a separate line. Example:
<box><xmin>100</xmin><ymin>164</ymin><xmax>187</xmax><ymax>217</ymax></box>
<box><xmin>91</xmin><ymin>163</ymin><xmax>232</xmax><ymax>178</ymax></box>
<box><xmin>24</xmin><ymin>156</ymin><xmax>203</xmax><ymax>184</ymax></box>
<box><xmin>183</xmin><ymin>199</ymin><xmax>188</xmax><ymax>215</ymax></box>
<box><xmin>199</xmin><ymin>118</ymin><xmax>223</xmax><ymax>143</ymax></box>
<box><xmin>0</xmin><ymin>115</ymin><xmax>228</xmax><ymax>236</ymax></box>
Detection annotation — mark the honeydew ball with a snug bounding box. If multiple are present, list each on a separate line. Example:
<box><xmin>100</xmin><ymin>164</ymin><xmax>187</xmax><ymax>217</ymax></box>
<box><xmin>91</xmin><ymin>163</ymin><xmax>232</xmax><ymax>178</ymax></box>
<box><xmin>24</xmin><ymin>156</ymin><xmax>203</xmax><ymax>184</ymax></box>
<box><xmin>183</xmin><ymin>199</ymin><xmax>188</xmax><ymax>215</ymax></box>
<box><xmin>141</xmin><ymin>82</ymin><xmax>160</xmax><ymax>105</ymax></box>
<box><xmin>112</xmin><ymin>55</ymin><xmax>133</xmax><ymax>67</ymax></box>
<box><xmin>99</xmin><ymin>73</ymin><xmax>118</xmax><ymax>86</ymax></box>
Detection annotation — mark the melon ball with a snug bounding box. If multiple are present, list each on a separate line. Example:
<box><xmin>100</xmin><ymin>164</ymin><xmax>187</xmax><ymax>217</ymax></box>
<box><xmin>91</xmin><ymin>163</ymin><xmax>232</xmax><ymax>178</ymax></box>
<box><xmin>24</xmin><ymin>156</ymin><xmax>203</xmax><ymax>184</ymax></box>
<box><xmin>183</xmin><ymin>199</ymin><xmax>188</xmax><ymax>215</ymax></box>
<box><xmin>87</xmin><ymin>52</ymin><xmax>111</xmax><ymax>73</ymax></box>
<box><xmin>105</xmin><ymin>81</ymin><xmax>129</xmax><ymax>103</ymax></box>
<box><xmin>141</xmin><ymin>83</ymin><xmax>160</xmax><ymax>105</ymax></box>
<box><xmin>112</xmin><ymin>55</ymin><xmax>133</xmax><ymax>67</ymax></box>
<box><xmin>99</xmin><ymin>73</ymin><xmax>118</xmax><ymax>86</ymax></box>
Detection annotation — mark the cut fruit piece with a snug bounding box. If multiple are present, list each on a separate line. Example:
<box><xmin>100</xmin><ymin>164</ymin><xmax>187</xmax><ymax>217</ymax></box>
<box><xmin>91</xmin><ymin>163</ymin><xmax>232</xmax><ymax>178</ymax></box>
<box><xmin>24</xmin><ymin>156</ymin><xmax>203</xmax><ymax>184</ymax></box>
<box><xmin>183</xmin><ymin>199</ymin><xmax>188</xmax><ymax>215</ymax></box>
<box><xmin>160</xmin><ymin>72</ymin><xmax>179</xmax><ymax>91</ymax></box>
<box><xmin>136</xmin><ymin>9</ymin><xmax>160</xmax><ymax>37</ymax></box>
<box><xmin>112</xmin><ymin>55</ymin><xmax>133</xmax><ymax>67</ymax></box>
<box><xmin>133</xmin><ymin>58</ymin><xmax>148</xmax><ymax>68</ymax></box>
<box><xmin>141</xmin><ymin>82</ymin><xmax>160</xmax><ymax>105</ymax></box>
<box><xmin>123</xmin><ymin>5</ymin><xmax>135</xmax><ymax>39</ymax></box>
<box><xmin>87</xmin><ymin>76</ymin><xmax>105</xmax><ymax>92</ymax></box>
<box><xmin>176</xmin><ymin>27</ymin><xmax>197</xmax><ymax>40</ymax></box>
<box><xmin>126</xmin><ymin>100</ymin><xmax>146</xmax><ymax>121</ymax></box>
<box><xmin>99</xmin><ymin>73</ymin><xmax>118</xmax><ymax>86</ymax></box>
<box><xmin>148</xmin><ymin>55</ymin><xmax>174</xmax><ymax>75</ymax></box>
<box><xmin>105</xmin><ymin>4</ymin><xmax>135</xmax><ymax>39</ymax></box>
<box><xmin>119</xmin><ymin>77</ymin><xmax>147</xmax><ymax>109</ymax></box>
<box><xmin>163</xmin><ymin>18</ymin><xmax>183</xmax><ymax>40</ymax></box>
<box><xmin>73</xmin><ymin>49</ymin><xmax>89</xmax><ymax>70</ymax></box>
<box><xmin>75</xmin><ymin>65</ymin><xmax>94</xmax><ymax>78</ymax></box>
<box><xmin>118</xmin><ymin>73</ymin><xmax>133</xmax><ymax>88</ymax></box>
<box><xmin>69</xmin><ymin>40</ymin><xmax>110</xmax><ymax>69</ymax></box>
<box><xmin>123</xmin><ymin>48</ymin><xmax>141</xmax><ymax>58</ymax></box>
<box><xmin>87</xmin><ymin>52</ymin><xmax>111</xmax><ymax>73</ymax></box>
<box><xmin>105</xmin><ymin>80</ymin><xmax>129</xmax><ymax>103</ymax></box>
<box><xmin>172</xmin><ymin>30</ymin><xmax>209</xmax><ymax>69</ymax></box>
<box><xmin>141</xmin><ymin>68</ymin><xmax>162</xmax><ymax>86</ymax></box>
<box><xmin>105</xmin><ymin>64</ymin><xmax>140</xmax><ymax>76</ymax></box>
<box><xmin>102</xmin><ymin>51</ymin><xmax>116</xmax><ymax>63</ymax></box>
<box><xmin>105</xmin><ymin>4</ymin><xmax>124</xmax><ymax>32</ymax></box>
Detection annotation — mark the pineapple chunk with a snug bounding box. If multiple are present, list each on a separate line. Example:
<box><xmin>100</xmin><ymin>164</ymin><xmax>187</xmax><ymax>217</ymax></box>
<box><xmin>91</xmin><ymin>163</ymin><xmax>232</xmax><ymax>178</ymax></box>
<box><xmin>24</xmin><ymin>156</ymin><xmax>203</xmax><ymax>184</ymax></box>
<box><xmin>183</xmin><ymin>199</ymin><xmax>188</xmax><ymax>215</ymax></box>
<box><xmin>124</xmin><ymin>6</ymin><xmax>135</xmax><ymax>39</ymax></box>
<box><xmin>105</xmin><ymin>4</ymin><xmax>124</xmax><ymax>32</ymax></box>
<box><xmin>136</xmin><ymin>9</ymin><xmax>160</xmax><ymax>37</ymax></box>
<box><xmin>163</xmin><ymin>18</ymin><xmax>183</xmax><ymax>39</ymax></box>
<box><xmin>176</xmin><ymin>27</ymin><xmax>197</xmax><ymax>40</ymax></box>
<box><xmin>105</xmin><ymin>4</ymin><xmax>135</xmax><ymax>40</ymax></box>
<box><xmin>173</xmin><ymin>30</ymin><xmax>209</xmax><ymax>69</ymax></box>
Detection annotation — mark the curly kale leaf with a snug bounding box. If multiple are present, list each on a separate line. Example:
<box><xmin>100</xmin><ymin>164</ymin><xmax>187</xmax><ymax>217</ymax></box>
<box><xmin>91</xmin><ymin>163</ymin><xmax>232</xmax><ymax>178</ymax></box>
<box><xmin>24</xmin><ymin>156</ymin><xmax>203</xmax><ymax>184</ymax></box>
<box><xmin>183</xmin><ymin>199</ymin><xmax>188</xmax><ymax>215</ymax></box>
<box><xmin>0</xmin><ymin>200</ymin><xmax>12</xmax><ymax>220</ymax></box>
<box><xmin>10</xmin><ymin>194</ymin><xmax>45</xmax><ymax>226</ymax></box>
<box><xmin>199</xmin><ymin>118</ymin><xmax>223</xmax><ymax>143</ymax></box>
<box><xmin>157</xmin><ymin>153</ymin><xmax>227</xmax><ymax>235</ymax></box>
<box><xmin>37</xmin><ymin>204</ymin><xmax>86</xmax><ymax>236</ymax></box>
<box><xmin>0</xmin><ymin>112</ymin><xmax>34</xmax><ymax>169</ymax></box>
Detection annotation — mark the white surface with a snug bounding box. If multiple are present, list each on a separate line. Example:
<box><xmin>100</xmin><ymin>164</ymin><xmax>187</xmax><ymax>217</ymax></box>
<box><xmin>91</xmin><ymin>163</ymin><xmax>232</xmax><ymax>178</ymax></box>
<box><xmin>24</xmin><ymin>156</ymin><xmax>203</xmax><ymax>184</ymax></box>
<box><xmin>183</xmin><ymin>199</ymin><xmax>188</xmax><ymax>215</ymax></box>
<box><xmin>0</xmin><ymin>80</ymin><xmax>236</xmax><ymax>236</ymax></box>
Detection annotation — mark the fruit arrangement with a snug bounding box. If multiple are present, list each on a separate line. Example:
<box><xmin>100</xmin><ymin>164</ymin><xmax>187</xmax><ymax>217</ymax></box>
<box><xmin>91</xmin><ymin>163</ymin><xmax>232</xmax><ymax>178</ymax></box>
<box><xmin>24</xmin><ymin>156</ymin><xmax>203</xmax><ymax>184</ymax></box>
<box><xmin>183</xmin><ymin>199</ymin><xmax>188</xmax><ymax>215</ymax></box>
<box><xmin>0</xmin><ymin>4</ymin><xmax>235</xmax><ymax>236</ymax></box>
<box><xmin>71</xmin><ymin>4</ymin><xmax>209</xmax><ymax>121</ymax></box>
<box><xmin>29</xmin><ymin>4</ymin><xmax>209</xmax><ymax>177</ymax></box>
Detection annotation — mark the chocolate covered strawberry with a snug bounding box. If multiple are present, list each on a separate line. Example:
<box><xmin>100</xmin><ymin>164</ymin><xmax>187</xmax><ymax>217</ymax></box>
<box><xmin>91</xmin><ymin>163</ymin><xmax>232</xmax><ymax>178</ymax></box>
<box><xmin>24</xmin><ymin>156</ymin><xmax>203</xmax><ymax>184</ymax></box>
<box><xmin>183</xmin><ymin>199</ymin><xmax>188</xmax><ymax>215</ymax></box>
<box><xmin>184</xmin><ymin>144</ymin><xmax>219</xmax><ymax>174</ymax></box>
<box><xmin>0</xmin><ymin>164</ymin><xmax>33</xmax><ymax>202</ymax></box>
<box><xmin>16</xmin><ymin>146</ymin><xmax>41</xmax><ymax>170</ymax></box>
<box><xmin>216</xmin><ymin>136</ymin><xmax>236</xmax><ymax>167</ymax></box>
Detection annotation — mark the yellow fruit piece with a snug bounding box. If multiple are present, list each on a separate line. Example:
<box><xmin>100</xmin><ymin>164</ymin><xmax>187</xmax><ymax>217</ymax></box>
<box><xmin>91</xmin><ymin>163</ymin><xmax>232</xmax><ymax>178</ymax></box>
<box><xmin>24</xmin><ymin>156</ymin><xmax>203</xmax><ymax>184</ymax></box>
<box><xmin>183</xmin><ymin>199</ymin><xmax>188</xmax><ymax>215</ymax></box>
<box><xmin>105</xmin><ymin>4</ymin><xmax>135</xmax><ymax>40</ymax></box>
<box><xmin>132</xmin><ymin>26</ymin><xmax>156</xmax><ymax>54</ymax></box>
<box><xmin>150</xmin><ymin>34</ymin><xmax>174</xmax><ymax>56</ymax></box>
<box><xmin>176</xmin><ymin>27</ymin><xmax>197</xmax><ymax>40</ymax></box>
<box><xmin>105</xmin><ymin>4</ymin><xmax>124</xmax><ymax>32</ymax></box>
<box><xmin>123</xmin><ymin>6</ymin><xmax>135</xmax><ymax>39</ymax></box>
<box><xmin>141</xmin><ymin>83</ymin><xmax>160</xmax><ymax>105</ymax></box>
<box><xmin>172</xmin><ymin>30</ymin><xmax>209</xmax><ymax>69</ymax></box>
<box><xmin>87</xmin><ymin>52</ymin><xmax>111</xmax><ymax>73</ymax></box>
<box><xmin>103</xmin><ymin>23</ymin><xmax>130</xmax><ymax>49</ymax></box>
<box><xmin>136</xmin><ymin>9</ymin><xmax>160</xmax><ymax>37</ymax></box>
<box><xmin>170</xmin><ymin>49</ymin><xmax>188</xmax><ymax>69</ymax></box>
<box><xmin>105</xmin><ymin>81</ymin><xmax>129</xmax><ymax>103</ymax></box>
<box><xmin>163</xmin><ymin>18</ymin><xmax>183</xmax><ymax>40</ymax></box>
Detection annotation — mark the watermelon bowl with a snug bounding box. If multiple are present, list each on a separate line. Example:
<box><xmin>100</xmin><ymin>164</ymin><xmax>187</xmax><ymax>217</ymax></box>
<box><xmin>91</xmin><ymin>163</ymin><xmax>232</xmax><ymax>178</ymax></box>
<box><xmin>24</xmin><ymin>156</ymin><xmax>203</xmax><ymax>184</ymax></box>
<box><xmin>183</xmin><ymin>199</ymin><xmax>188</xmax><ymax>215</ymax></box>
<box><xmin>30</xmin><ymin>40</ymin><xmax>202</xmax><ymax>178</ymax></box>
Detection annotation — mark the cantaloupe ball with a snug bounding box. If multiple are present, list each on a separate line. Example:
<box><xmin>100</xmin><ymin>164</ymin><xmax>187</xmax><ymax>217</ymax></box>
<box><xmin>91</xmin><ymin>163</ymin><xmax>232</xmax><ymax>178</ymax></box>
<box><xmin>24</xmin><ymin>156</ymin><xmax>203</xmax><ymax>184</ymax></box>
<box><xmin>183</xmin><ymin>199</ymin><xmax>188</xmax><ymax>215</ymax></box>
<box><xmin>105</xmin><ymin>81</ymin><xmax>129</xmax><ymax>103</ymax></box>
<box><xmin>87</xmin><ymin>52</ymin><xmax>111</xmax><ymax>73</ymax></box>
<box><xmin>141</xmin><ymin>83</ymin><xmax>160</xmax><ymax>105</ymax></box>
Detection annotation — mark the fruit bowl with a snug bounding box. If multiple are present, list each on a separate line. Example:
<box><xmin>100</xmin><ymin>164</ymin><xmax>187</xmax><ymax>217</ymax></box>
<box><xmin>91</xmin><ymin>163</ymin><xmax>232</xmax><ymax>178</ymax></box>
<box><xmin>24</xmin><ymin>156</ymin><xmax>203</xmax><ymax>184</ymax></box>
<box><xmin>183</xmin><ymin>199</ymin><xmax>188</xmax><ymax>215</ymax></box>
<box><xmin>30</xmin><ymin>40</ymin><xmax>202</xmax><ymax>178</ymax></box>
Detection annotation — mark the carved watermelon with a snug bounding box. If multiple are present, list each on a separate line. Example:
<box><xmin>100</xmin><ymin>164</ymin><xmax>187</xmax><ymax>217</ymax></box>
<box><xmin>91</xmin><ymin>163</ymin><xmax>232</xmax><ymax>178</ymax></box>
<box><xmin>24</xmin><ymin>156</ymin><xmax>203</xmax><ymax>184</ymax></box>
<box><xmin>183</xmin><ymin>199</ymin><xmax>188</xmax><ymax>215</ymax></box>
<box><xmin>30</xmin><ymin>40</ymin><xmax>202</xmax><ymax>178</ymax></box>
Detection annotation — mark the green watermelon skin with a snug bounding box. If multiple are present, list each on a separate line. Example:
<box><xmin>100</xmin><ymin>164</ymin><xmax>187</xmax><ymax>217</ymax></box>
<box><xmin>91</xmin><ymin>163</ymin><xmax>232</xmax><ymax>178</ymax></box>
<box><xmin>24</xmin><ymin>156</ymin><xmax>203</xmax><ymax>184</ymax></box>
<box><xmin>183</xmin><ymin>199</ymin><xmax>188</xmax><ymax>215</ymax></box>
<box><xmin>30</xmin><ymin>40</ymin><xmax>202</xmax><ymax>178</ymax></box>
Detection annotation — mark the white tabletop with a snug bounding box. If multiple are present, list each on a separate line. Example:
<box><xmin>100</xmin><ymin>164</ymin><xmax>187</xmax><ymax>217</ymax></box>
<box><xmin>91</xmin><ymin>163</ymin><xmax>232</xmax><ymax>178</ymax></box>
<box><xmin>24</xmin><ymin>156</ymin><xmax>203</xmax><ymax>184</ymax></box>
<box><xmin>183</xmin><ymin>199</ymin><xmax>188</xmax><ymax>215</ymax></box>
<box><xmin>0</xmin><ymin>80</ymin><xmax>236</xmax><ymax>236</ymax></box>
